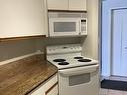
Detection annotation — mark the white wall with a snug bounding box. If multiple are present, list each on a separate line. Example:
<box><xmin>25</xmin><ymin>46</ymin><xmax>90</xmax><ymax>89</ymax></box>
<box><xmin>0</xmin><ymin>0</ymin><xmax>47</xmax><ymax>38</ymax></box>
<box><xmin>102</xmin><ymin>0</ymin><xmax>127</xmax><ymax>77</ymax></box>
<box><xmin>82</xmin><ymin>0</ymin><xmax>99</xmax><ymax>60</ymax></box>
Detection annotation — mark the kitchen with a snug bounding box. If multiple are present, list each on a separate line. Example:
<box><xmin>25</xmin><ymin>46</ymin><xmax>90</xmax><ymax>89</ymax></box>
<box><xmin>0</xmin><ymin>0</ymin><xmax>121</xmax><ymax>95</ymax></box>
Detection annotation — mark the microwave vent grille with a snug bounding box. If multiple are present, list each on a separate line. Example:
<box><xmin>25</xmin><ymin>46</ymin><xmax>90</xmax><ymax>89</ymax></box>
<box><xmin>58</xmin><ymin>13</ymin><xmax>81</xmax><ymax>18</ymax></box>
<box><xmin>48</xmin><ymin>12</ymin><xmax>87</xmax><ymax>18</ymax></box>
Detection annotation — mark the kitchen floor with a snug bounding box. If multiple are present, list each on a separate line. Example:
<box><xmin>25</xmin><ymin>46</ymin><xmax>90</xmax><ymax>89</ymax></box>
<box><xmin>100</xmin><ymin>76</ymin><xmax>127</xmax><ymax>95</ymax></box>
<box><xmin>100</xmin><ymin>88</ymin><xmax>127</xmax><ymax>95</ymax></box>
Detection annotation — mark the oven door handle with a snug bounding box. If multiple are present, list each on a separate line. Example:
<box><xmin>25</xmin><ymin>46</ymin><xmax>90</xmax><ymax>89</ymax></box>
<box><xmin>59</xmin><ymin>64</ymin><xmax>99</xmax><ymax>76</ymax></box>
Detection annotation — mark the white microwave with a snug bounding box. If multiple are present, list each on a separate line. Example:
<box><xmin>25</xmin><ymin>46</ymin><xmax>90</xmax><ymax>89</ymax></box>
<box><xmin>48</xmin><ymin>12</ymin><xmax>87</xmax><ymax>37</ymax></box>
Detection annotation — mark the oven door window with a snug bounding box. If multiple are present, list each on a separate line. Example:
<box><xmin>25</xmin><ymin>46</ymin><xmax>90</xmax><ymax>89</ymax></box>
<box><xmin>54</xmin><ymin>22</ymin><xmax>76</xmax><ymax>32</ymax></box>
<box><xmin>69</xmin><ymin>73</ymin><xmax>90</xmax><ymax>86</ymax></box>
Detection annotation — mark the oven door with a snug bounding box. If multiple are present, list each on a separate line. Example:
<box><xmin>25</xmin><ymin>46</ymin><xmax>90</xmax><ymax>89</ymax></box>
<box><xmin>58</xmin><ymin>64</ymin><xmax>99</xmax><ymax>95</ymax></box>
<box><xmin>49</xmin><ymin>18</ymin><xmax>80</xmax><ymax>37</ymax></box>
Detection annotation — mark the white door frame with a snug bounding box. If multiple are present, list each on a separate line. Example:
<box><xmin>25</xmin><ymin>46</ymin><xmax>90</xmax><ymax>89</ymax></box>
<box><xmin>101</xmin><ymin>0</ymin><xmax>127</xmax><ymax>78</ymax></box>
<box><xmin>111</xmin><ymin>8</ymin><xmax>127</xmax><ymax>76</ymax></box>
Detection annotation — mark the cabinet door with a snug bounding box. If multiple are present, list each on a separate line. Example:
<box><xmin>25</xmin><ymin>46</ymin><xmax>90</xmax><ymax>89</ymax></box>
<box><xmin>69</xmin><ymin>0</ymin><xmax>86</xmax><ymax>11</ymax></box>
<box><xmin>30</xmin><ymin>85</ymin><xmax>45</xmax><ymax>95</ymax></box>
<box><xmin>45</xmin><ymin>74</ymin><xmax>58</xmax><ymax>95</ymax></box>
<box><xmin>46</xmin><ymin>84</ymin><xmax>58</xmax><ymax>95</ymax></box>
<box><xmin>0</xmin><ymin>0</ymin><xmax>46</xmax><ymax>38</ymax></box>
<box><xmin>47</xmin><ymin>0</ymin><xmax>68</xmax><ymax>10</ymax></box>
<box><xmin>29</xmin><ymin>74</ymin><xmax>58</xmax><ymax>95</ymax></box>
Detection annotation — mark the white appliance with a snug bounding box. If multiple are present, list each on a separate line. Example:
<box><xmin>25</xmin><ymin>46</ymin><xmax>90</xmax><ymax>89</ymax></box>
<box><xmin>46</xmin><ymin>44</ymin><xmax>99</xmax><ymax>95</ymax></box>
<box><xmin>48</xmin><ymin>12</ymin><xmax>87</xmax><ymax>37</ymax></box>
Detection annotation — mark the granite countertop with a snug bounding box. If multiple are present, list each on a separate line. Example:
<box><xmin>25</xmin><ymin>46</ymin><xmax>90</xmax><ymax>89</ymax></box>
<box><xmin>0</xmin><ymin>55</ymin><xmax>58</xmax><ymax>95</ymax></box>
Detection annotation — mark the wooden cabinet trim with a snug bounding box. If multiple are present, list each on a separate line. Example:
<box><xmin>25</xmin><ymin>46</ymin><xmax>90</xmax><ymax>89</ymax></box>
<box><xmin>0</xmin><ymin>35</ymin><xmax>46</xmax><ymax>42</ymax></box>
<box><xmin>45</xmin><ymin>82</ymin><xmax>58</xmax><ymax>95</ymax></box>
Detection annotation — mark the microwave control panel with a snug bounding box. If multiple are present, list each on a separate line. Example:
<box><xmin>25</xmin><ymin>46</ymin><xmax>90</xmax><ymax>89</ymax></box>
<box><xmin>80</xmin><ymin>18</ymin><xmax>87</xmax><ymax>35</ymax></box>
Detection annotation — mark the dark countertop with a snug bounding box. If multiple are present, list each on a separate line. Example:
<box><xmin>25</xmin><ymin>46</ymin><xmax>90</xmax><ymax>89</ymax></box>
<box><xmin>0</xmin><ymin>55</ymin><xmax>58</xmax><ymax>95</ymax></box>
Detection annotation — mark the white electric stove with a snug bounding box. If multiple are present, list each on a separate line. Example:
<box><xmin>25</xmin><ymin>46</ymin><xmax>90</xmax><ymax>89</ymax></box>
<box><xmin>47</xmin><ymin>44</ymin><xmax>98</xmax><ymax>69</ymax></box>
<box><xmin>46</xmin><ymin>44</ymin><xmax>99</xmax><ymax>95</ymax></box>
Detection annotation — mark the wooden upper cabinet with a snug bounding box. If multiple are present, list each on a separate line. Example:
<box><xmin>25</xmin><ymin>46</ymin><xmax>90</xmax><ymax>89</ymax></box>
<box><xmin>47</xmin><ymin>0</ymin><xmax>68</xmax><ymax>10</ymax></box>
<box><xmin>0</xmin><ymin>0</ymin><xmax>47</xmax><ymax>38</ymax></box>
<box><xmin>47</xmin><ymin>0</ymin><xmax>86</xmax><ymax>11</ymax></box>
<box><xmin>69</xmin><ymin>0</ymin><xmax>86</xmax><ymax>11</ymax></box>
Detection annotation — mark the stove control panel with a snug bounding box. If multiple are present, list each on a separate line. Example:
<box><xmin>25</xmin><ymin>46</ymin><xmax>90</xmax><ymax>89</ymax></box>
<box><xmin>47</xmin><ymin>44</ymin><xmax>82</xmax><ymax>54</ymax></box>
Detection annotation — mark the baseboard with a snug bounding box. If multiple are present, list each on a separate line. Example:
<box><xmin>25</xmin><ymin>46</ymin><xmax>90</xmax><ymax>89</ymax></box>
<box><xmin>101</xmin><ymin>75</ymin><xmax>110</xmax><ymax>81</ymax></box>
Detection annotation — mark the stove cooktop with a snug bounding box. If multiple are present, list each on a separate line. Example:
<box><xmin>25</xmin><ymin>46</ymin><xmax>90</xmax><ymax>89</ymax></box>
<box><xmin>74</xmin><ymin>57</ymin><xmax>84</xmax><ymax>59</ymax></box>
<box><xmin>78</xmin><ymin>59</ymin><xmax>92</xmax><ymax>62</ymax></box>
<box><xmin>53</xmin><ymin>57</ymin><xmax>92</xmax><ymax>66</ymax></box>
<box><xmin>47</xmin><ymin>55</ymin><xmax>98</xmax><ymax>69</ymax></box>
<box><xmin>46</xmin><ymin>44</ymin><xmax>98</xmax><ymax>69</ymax></box>
<box><xmin>58</xmin><ymin>62</ymin><xmax>69</xmax><ymax>65</ymax></box>
<box><xmin>53</xmin><ymin>59</ymin><xmax>66</xmax><ymax>62</ymax></box>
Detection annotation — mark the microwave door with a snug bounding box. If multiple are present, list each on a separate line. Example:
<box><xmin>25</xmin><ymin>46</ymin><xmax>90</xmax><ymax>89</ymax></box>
<box><xmin>49</xmin><ymin>18</ymin><xmax>80</xmax><ymax>37</ymax></box>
